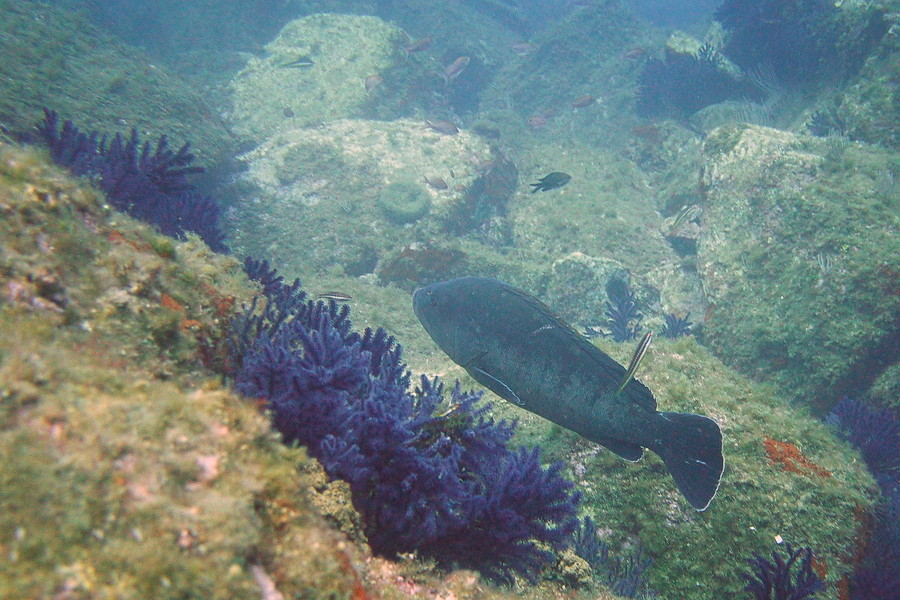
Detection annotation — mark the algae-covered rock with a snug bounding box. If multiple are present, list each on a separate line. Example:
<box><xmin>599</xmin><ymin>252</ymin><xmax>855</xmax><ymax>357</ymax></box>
<box><xmin>0</xmin><ymin>141</ymin><xmax>587</xmax><ymax>600</ymax></box>
<box><xmin>508</xmin><ymin>140</ymin><xmax>673</xmax><ymax>276</ymax></box>
<box><xmin>377</xmin><ymin>181</ymin><xmax>431</xmax><ymax>224</ymax></box>
<box><xmin>697</xmin><ymin>124</ymin><xmax>899</xmax><ymax>412</ymax></box>
<box><xmin>227</xmin><ymin>118</ymin><xmax>493</xmax><ymax>279</ymax></box>
<box><xmin>228</xmin><ymin>14</ymin><xmax>405</xmax><ymax>141</ymax></box>
<box><xmin>0</xmin><ymin>2</ymin><xmax>231</xmax><ymax>163</ymax></box>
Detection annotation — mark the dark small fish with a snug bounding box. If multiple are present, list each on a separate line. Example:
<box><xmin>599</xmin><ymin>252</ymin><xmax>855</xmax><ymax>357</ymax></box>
<box><xmin>283</xmin><ymin>107</ymin><xmax>295</xmax><ymax>118</ymax></box>
<box><xmin>404</xmin><ymin>37</ymin><xmax>433</xmax><ymax>56</ymax></box>
<box><xmin>426</xmin><ymin>119</ymin><xmax>459</xmax><ymax>135</ymax></box>
<box><xmin>572</xmin><ymin>94</ymin><xmax>597</xmax><ymax>108</ymax></box>
<box><xmin>317</xmin><ymin>291</ymin><xmax>352</xmax><ymax>302</ymax></box>
<box><xmin>529</xmin><ymin>172</ymin><xmax>571</xmax><ymax>193</ymax></box>
<box><xmin>282</xmin><ymin>55</ymin><xmax>315</xmax><ymax>68</ymax></box>
<box><xmin>444</xmin><ymin>56</ymin><xmax>471</xmax><ymax>83</ymax></box>
<box><xmin>413</xmin><ymin>277</ymin><xmax>724</xmax><ymax>511</ymax></box>
<box><xmin>424</xmin><ymin>176</ymin><xmax>448</xmax><ymax>190</ymax></box>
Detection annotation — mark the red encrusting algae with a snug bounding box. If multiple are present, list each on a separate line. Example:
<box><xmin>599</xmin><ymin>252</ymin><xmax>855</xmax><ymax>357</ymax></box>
<box><xmin>763</xmin><ymin>437</ymin><xmax>832</xmax><ymax>478</ymax></box>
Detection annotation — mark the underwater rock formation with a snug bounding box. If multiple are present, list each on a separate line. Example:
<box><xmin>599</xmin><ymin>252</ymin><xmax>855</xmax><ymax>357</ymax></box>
<box><xmin>697</xmin><ymin>124</ymin><xmax>899</xmax><ymax>413</ymax></box>
<box><xmin>0</xmin><ymin>2</ymin><xmax>231</xmax><ymax>162</ymax></box>
<box><xmin>228</xmin><ymin>118</ymin><xmax>493</xmax><ymax>279</ymax></box>
<box><xmin>228</xmin><ymin>14</ymin><xmax>408</xmax><ymax>141</ymax></box>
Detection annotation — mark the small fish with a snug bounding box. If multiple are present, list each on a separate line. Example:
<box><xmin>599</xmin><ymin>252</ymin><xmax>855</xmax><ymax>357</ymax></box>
<box><xmin>529</xmin><ymin>172</ymin><xmax>571</xmax><ymax>193</ymax></box>
<box><xmin>404</xmin><ymin>36</ymin><xmax>434</xmax><ymax>56</ymax></box>
<box><xmin>365</xmin><ymin>74</ymin><xmax>384</xmax><ymax>92</ymax></box>
<box><xmin>424</xmin><ymin>176</ymin><xmax>448</xmax><ymax>190</ymax></box>
<box><xmin>572</xmin><ymin>94</ymin><xmax>597</xmax><ymax>108</ymax></box>
<box><xmin>444</xmin><ymin>56</ymin><xmax>471</xmax><ymax>82</ymax></box>
<box><xmin>623</xmin><ymin>47</ymin><xmax>647</xmax><ymax>60</ymax></box>
<box><xmin>317</xmin><ymin>291</ymin><xmax>352</xmax><ymax>302</ymax></box>
<box><xmin>281</xmin><ymin>55</ymin><xmax>315</xmax><ymax>68</ymax></box>
<box><xmin>426</xmin><ymin>119</ymin><xmax>459</xmax><ymax>135</ymax></box>
<box><xmin>669</xmin><ymin>204</ymin><xmax>702</xmax><ymax>234</ymax></box>
<box><xmin>527</xmin><ymin>114</ymin><xmax>549</xmax><ymax>129</ymax></box>
<box><xmin>616</xmin><ymin>331</ymin><xmax>653</xmax><ymax>394</ymax></box>
<box><xmin>283</xmin><ymin>107</ymin><xmax>295</xmax><ymax>118</ymax></box>
<box><xmin>511</xmin><ymin>41</ymin><xmax>538</xmax><ymax>56</ymax></box>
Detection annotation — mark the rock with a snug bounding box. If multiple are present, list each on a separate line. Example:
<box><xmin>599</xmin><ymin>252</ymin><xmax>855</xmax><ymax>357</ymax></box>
<box><xmin>697</xmin><ymin>124</ymin><xmax>899</xmax><ymax>412</ymax></box>
<box><xmin>228</xmin><ymin>14</ymin><xmax>404</xmax><ymax>142</ymax></box>
<box><xmin>227</xmin><ymin>118</ymin><xmax>493</xmax><ymax>278</ymax></box>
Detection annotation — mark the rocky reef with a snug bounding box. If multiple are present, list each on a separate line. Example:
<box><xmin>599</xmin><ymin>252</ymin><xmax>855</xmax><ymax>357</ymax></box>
<box><xmin>697</xmin><ymin>124</ymin><xmax>898</xmax><ymax>412</ymax></box>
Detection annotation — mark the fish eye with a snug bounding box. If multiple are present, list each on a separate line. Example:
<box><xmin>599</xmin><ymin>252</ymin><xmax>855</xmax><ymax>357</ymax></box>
<box><xmin>428</xmin><ymin>293</ymin><xmax>438</xmax><ymax>307</ymax></box>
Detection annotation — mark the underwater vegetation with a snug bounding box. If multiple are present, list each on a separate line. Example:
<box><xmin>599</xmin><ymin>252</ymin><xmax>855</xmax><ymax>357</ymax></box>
<box><xmin>659</xmin><ymin>312</ymin><xmax>693</xmax><ymax>339</ymax></box>
<box><xmin>742</xmin><ymin>544</ymin><xmax>825</xmax><ymax>600</ymax></box>
<box><xmin>572</xmin><ymin>516</ymin><xmax>657</xmax><ymax>598</ymax></box>
<box><xmin>230</xmin><ymin>259</ymin><xmax>581</xmax><ymax>583</ymax></box>
<box><xmin>34</xmin><ymin>109</ymin><xmax>227</xmax><ymax>252</ymax></box>
<box><xmin>603</xmin><ymin>279</ymin><xmax>643</xmax><ymax>342</ymax></box>
<box><xmin>827</xmin><ymin>398</ymin><xmax>900</xmax><ymax>599</ymax></box>
<box><xmin>636</xmin><ymin>44</ymin><xmax>761</xmax><ymax>120</ymax></box>
<box><xmin>715</xmin><ymin>0</ymin><xmax>888</xmax><ymax>88</ymax></box>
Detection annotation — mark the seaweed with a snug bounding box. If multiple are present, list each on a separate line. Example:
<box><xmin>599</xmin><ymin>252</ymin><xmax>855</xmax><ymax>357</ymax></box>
<box><xmin>742</xmin><ymin>544</ymin><xmax>825</xmax><ymax>600</ymax></box>
<box><xmin>660</xmin><ymin>313</ymin><xmax>693</xmax><ymax>339</ymax></box>
<box><xmin>604</xmin><ymin>279</ymin><xmax>643</xmax><ymax>342</ymax></box>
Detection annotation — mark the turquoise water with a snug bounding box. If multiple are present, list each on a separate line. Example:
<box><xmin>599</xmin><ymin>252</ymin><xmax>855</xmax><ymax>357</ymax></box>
<box><xmin>0</xmin><ymin>1</ymin><xmax>897</xmax><ymax>599</ymax></box>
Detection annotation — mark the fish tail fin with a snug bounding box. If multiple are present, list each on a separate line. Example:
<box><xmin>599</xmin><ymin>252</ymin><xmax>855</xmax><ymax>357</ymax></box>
<box><xmin>652</xmin><ymin>412</ymin><xmax>723</xmax><ymax>511</ymax></box>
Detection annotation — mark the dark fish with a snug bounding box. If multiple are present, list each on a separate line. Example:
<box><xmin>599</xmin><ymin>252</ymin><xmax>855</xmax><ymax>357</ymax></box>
<box><xmin>413</xmin><ymin>277</ymin><xmax>724</xmax><ymax>511</ymax></box>
<box><xmin>425</xmin><ymin>119</ymin><xmax>459</xmax><ymax>135</ymax></box>
<box><xmin>317</xmin><ymin>291</ymin><xmax>352</xmax><ymax>302</ymax></box>
<box><xmin>424</xmin><ymin>175</ymin><xmax>448</xmax><ymax>190</ymax></box>
<box><xmin>283</xmin><ymin>107</ymin><xmax>295</xmax><ymax>118</ymax></box>
<box><xmin>281</xmin><ymin>55</ymin><xmax>315</xmax><ymax>68</ymax></box>
<box><xmin>529</xmin><ymin>172</ymin><xmax>571</xmax><ymax>193</ymax></box>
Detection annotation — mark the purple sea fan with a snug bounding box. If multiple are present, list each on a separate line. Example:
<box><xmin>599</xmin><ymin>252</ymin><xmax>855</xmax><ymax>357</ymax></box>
<box><xmin>742</xmin><ymin>544</ymin><xmax>825</xmax><ymax>600</ymax></box>
<box><xmin>230</xmin><ymin>259</ymin><xmax>581</xmax><ymax>583</ymax></box>
<box><xmin>34</xmin><ymin>109</ymin><xmax>227</xmax><ymax>252</ymax></box>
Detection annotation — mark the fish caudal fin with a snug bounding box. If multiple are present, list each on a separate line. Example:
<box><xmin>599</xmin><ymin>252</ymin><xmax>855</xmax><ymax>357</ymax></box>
<box><xmin>652</xmin><ymin>412</ymin><xmax>723</xmax><ymax>511</ymax></box>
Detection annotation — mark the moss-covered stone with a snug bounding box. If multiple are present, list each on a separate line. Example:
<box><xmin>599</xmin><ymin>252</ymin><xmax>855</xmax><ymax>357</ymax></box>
<box><xmin>697</xmin><ymin>124</ymin><xmax>899</xmax><ymax>413</ymax></box>
<box><xmin>228</xmin><ymin>118</ymin><xmax>493</xmax><ymax>280</ymax></box>
<box><xmin>0</xmin><ymin>2</ymin><xmax>231</xmax><ymax>163</ymax></box>
<box><xmin>228</xmin><ymin>14</ymin><xmax>406</xmax><ymax>142</ymax></box>
<box><xmin>377</xmin><ymin>181</ymin><xmax>431</xmax><ymax>224</ymax></box>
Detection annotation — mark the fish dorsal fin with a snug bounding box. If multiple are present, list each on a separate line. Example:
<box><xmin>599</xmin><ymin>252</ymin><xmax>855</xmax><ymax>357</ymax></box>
<box><xmin>617</xmin><ymin>332</ymin><xmax>652</xmax><ymax>395</ymax></box>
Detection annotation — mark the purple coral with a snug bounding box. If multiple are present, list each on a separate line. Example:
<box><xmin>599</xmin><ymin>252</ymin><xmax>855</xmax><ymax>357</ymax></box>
<box><xmin>742</xmin><ymin>544</ymin><xmax>825</xmax><ymax>600</ymax></box>
<box><xmin>34</xmin><ymin>109</ymin><xmax>227</xmax><ymax>252</ymax></box>
<box><xmin>231</xmin><ymin>259</ymin><xmax>580</xmax><ymax>582</ymax></box>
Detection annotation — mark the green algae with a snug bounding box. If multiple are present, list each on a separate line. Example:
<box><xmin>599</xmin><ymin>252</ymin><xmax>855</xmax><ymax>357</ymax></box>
<box><xmin>377</xmin><ymin>181</ymin><xmax>431</xmax><ymax>224</ymax></box>
<box><xmin>698</xmin><ymin>124</ymin><xmax>899</xmax><ymax>413</ymax></box>
<box><xmin>228</xmin><ymin>14</ymin><xmax>406</xmax><ymax>142</ymax></box>
<box><xmin>0</xmin><ymin>1</ymin><xmax>231</xmax><ymax>163</ymax></box>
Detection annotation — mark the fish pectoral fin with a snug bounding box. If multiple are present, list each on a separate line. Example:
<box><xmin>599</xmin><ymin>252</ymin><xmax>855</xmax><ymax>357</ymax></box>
<box><xmin>472</xmin><ymin>367</ymin><xmax>525</xmax><ymax>406</ymax></box>
<box><xmin>596</xmin><ymin>436</ymin><xmax>644</xmax><ymax>462</ymax></box>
